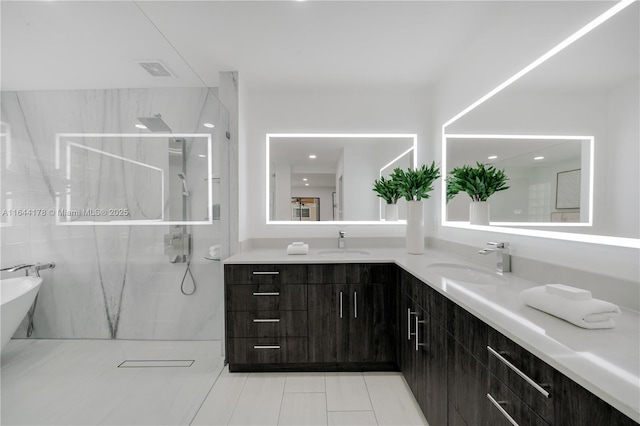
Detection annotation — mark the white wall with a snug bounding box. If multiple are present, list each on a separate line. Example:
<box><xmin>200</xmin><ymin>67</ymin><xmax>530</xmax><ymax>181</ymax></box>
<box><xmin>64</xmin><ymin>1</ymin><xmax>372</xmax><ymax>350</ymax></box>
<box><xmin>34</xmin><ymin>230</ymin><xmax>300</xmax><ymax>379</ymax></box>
<box><xmin>243</xmin><ymin>88</ymin><xmax>431</xmax><ymax>239</ymax></box>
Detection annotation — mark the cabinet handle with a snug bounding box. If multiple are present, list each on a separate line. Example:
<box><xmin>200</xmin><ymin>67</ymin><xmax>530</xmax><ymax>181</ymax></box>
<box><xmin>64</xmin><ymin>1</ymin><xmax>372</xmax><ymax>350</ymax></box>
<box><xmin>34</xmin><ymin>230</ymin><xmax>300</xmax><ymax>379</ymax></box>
<box><xmin>354</xmin><ymin>291</ymin><xmax>358</xmax><ymax>319</ymax></box>
<box><xmin>252</xmin><ymin>271</ymin><xmax>279</xmax><ymax>275</ymax></box>
<box><xmin>253</xmin><ymin>345</ymin><xmax>280</xmax><ymax>349</ymax></box>
<box><xmin>252</xmin><ymin>292</ymin><xmax>280</xmax><ymax>296</ymax></box>
<box><xmin>253</xmin><ymin>319</ymin><xmax>280</xmax><ymax>323</ymax></box>
<box><xmin>339</xmin><ymin>291</ymin><xmax>343</xmax><ymax>319</ymax></box>
<box><xmin>415</xmin><ymin>316</ymin><xmax>426</xmax><ymax>352</ymax></box>
<box><xmin>487</xmin><ymin>346</ymin><xmax>550</xmax><ymax>398</ymax></box>
<box><xmin>486</xmin><ymin>393</ymin><xmax>519</xmax><ymax>426</ymax></box>
<box><xmin>407</xmin><ymin>309</ymin><xmax>417</xmax><ymax>340</ymax></box>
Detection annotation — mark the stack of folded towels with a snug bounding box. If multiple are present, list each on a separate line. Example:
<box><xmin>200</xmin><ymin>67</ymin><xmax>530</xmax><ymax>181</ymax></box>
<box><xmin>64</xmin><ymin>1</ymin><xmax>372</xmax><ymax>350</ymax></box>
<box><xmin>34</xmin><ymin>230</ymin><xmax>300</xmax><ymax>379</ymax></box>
<box><xmin>519</xmin><ymin>283</ymin><xmax>621</xmax><ymax>329</ymax></box>
<box><xmin>286</xmin><ymin>241</ymin><xmax>309</xmax><ymax>255</ymax></box>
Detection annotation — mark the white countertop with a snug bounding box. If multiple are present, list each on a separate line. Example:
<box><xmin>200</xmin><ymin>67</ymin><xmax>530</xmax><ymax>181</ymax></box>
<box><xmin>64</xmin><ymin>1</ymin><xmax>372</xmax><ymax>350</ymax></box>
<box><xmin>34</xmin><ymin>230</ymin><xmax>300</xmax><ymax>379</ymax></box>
<box><xmin>224</xmin><ymin>247</ymin><xmax>640</xmax><ymax>423</ymax></box>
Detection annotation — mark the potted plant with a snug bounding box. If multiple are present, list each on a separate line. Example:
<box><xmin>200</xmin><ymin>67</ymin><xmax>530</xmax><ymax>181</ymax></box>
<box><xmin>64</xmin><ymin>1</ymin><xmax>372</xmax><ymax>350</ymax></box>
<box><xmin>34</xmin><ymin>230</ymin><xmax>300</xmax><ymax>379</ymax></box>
<box><xmin>372</xmin><ymin>176</ymin><xmax>401</xmax><ymax>221</ymax></box>
<box><xmin>390</xmin><ymin>162</ymin><xmax>441</xmax><ymax>254</ymax></box>
<box><xmin>446</xmin><ymin>161</ymin><xmax>509</xmax><ymax>225</ymax></box>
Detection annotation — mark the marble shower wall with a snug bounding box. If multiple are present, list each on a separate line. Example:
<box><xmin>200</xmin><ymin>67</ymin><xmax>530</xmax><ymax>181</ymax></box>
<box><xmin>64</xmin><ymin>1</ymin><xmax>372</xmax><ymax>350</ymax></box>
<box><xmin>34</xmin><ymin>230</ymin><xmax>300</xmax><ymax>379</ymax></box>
<box><xmin>0</xmin><ymin>88</ymin><xmax>230</xmax><ymax>340</ymax></box>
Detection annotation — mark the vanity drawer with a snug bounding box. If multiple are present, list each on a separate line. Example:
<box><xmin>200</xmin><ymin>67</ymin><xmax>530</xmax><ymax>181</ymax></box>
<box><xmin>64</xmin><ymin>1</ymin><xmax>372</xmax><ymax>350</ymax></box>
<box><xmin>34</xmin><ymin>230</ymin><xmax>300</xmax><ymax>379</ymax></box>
<box><xmin>227</xmin><ymin>284</ymin><xmax>307</xmax><ymax>311</ymax></box>
<box><xmin>227</xmin><ymin>337</ymin><xmax>308</xmax><ymax>364</ymax></box>
<box><xmin>487</xmin><ymin>329</ymin><xmax>554</xmax><ymax>423</ymax></box>
<box><xmin>487</xmin><ymin>373</ymin><xmax>549</xmax><ymax>426</ymax></box>
<box><xmin>225</xmin><ymin>264</ymin><xmax>307</xmax><ymax>285</ymax></box>
<box><xmin>227</xmin><ymin>311</ymin><xmax>308</xmax><ymax>338</ymax></box>
<box><xmin>308</xmin><ymin>263</ymin><xmax>396</xmax><ymax>285</ymax></box>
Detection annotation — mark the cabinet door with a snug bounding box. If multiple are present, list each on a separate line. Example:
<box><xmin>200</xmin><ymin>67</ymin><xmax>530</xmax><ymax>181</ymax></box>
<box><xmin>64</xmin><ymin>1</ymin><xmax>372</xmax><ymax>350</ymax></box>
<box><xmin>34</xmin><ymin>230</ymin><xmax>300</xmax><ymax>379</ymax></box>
<box><xmin>415</xmin><ymin>308</ymin><xmax>448</xmax><ymax>426</ymax></box>
<box><xmin>307</xmin><ymin>284</ymin><xmax>346</xmax><ymax>363</ymax></box>
<box><xmin>347</xmin><ymin>283</ymin><xmax>395</xmax><ymax>363</ymax></box>
<box><xmin>447</xmin><ymin>337</ymin><xmax>490</xmax><ymax>426</ymax></box>
<box><xmin>400</xmin><ymin>294</ymin><xmax>418</xmax><ymax>395</ymax></box>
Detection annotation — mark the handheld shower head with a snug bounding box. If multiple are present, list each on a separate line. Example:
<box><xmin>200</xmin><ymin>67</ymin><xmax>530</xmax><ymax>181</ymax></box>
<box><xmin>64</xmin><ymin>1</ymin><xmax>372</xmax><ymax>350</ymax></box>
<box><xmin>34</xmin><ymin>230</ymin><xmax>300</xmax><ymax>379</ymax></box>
<box><xmin>178</xmin><ymin>173</ymin><xmax>190</xmax><ymax>196</ymax></box>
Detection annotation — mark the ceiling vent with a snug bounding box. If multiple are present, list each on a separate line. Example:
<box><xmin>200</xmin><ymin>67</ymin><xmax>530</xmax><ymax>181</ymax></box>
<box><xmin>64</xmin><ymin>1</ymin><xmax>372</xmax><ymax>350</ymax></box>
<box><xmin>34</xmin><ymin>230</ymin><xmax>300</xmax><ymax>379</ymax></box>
<box><xmin>138</xmin><ymin>61</ymin><xmax>173</xmax><ymax>77</ymax></box>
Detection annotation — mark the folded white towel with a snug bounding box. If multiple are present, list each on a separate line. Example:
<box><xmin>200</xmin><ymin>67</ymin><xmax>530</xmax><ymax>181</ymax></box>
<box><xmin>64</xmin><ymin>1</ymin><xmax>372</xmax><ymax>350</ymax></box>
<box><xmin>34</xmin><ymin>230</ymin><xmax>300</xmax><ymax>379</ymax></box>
<box><xmin>520</xmin><ymin>286</ymin><xmax>621</xmax><ymax>329</ymax></box>
<box><xmin>545</xmin><ymin>284</ymin><xmax>592</xmax><ymax>300</ymax></box>
<box><xmin>286</xmin><ymin>243</ymin><xmax>309</xmax><ymax>255</ymax></box>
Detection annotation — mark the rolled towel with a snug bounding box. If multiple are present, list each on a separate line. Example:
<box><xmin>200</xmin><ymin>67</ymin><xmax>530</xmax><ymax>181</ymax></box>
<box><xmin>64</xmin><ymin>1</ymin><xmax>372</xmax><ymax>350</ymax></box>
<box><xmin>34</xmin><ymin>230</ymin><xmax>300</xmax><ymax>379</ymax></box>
<box><xmin>286</xmin><ymin>243</ymin><xmax>309</xmax><ymax>255</ymax></box>
<box><xmin>520</xmin><ymin>286</ymin><xmax>621</xmax><ymax>329</ymax></box>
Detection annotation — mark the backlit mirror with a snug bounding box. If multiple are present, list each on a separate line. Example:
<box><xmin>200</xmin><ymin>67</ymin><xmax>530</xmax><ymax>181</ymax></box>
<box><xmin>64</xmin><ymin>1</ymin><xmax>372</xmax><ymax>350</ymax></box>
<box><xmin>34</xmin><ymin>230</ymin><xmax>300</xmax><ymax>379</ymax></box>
<box><xmin>442</xmin><ymin>1</ymin><xmax>638</xmax><ymax>244</ymax></box>
<box><xmin>267</xmin><ymin>134</ymin><xmax>416</xmax><ymax>223</ymax></box>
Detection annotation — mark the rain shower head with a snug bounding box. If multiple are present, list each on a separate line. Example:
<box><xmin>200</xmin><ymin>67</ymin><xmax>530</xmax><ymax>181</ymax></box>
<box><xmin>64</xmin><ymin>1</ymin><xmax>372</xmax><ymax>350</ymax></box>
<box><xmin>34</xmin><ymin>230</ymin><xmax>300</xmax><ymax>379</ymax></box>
<box><xmin>178</xmin><ymin>173</ymin><xmax>190</xmax><ymax>197</ymax></box>
<box><xmin>137</xmin><ymin>114</ymin><xmax>172</xmax><ymax>132</ymax></box>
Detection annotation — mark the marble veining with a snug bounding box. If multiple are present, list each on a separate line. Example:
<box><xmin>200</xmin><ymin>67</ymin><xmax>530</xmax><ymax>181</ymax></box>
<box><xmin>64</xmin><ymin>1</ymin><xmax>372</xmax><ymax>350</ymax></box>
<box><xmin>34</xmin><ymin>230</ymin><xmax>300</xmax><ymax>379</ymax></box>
<box><xmin>0</xmin><ymin>87</ymin><xmax>231</xmax><ymax>341</ymax></box>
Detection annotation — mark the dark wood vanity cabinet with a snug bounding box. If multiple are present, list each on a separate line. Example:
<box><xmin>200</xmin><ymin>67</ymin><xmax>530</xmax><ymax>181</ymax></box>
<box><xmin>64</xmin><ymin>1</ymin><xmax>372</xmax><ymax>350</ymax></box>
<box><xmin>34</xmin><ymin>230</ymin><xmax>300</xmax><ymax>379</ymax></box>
<box><xmin>307</xmin><ymin>264</ymin><xmax>396</xmax><ymax>367</ymax></box>
<box><xmin>225</xmin><ymin>263</ymin><xmax>396</xmax><ymax>371</ymax></box>
<box><xmin>399</xmin><ymin>270</ymin><xmax>448</xmax><ymax>426</ymax></box>
<box><xmin>225</xmin><ymin>264</ymin><xmax>308</xmax><ymax>371</ymax></box>
<box><xmin>224</xmin><ymin>262</ymin><xmax>638</xmax><ymax>425</ymax></box>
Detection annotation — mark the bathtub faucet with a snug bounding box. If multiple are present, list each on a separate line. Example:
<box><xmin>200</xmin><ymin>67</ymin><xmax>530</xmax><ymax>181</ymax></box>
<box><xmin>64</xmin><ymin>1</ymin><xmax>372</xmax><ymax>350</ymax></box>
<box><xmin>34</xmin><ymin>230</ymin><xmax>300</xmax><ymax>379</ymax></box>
<box><xmin>1</xmin><ymin>262</ymin><xmax>55</xmax><ymax>277</ymax></box>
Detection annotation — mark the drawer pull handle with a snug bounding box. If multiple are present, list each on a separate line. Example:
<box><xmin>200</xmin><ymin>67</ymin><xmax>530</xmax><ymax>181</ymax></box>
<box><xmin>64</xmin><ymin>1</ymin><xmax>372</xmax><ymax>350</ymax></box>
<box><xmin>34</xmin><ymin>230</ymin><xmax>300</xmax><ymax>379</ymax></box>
<box><xmin>407</xmin><ymin>309</ymin><xmax>417</xmax><ymax>340</ymax></box>
<box><xmin>252</xmin><ymin>292</ymin><xmax>280</xmax><ymax>296</ymax></box>
<box><xmin>252</xmin><ymin>271</ymin><xmax>279</xmax><ymax>275</ymax></box>
<box><xmin>354</xmin><ymin>291</ymin><xmax>358</xmax><ymax>319</ymax></box>
<box><xmin>415</xmin><ymin>316</ymin><xmax>426</xmax><ymax>352</ymax></box>
<box><xmin>253</xmin><ymin>345</ymin><xmax>280</xmax><ymax>349</ymax></box>
<box><xmin>487</xmin><ymin>346</ymin><xmax>550</xmax><ymax>398</ymax></box>
<box><xmin>253</xmin><ymin>319</ymin><xmax>280</xmax><ymax>323</ymax></box>
<box><xmin>339</xmin><ymin>291</ymin><xmax>343</xmax><ymax>319</ymax></box>
<box><xmin>486</xmin><ymin>393</ymin><xmax>519</xmax><ymax>426</ymax></box>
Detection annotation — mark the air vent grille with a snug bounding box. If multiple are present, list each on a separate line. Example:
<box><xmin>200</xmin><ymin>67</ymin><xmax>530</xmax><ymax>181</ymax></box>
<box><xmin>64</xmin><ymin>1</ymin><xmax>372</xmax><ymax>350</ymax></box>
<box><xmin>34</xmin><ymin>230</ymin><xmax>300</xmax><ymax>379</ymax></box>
<box><xmin>138</xmin><ymin>61</ymin><xmax>173</xmax><ymax>77</ymax></box>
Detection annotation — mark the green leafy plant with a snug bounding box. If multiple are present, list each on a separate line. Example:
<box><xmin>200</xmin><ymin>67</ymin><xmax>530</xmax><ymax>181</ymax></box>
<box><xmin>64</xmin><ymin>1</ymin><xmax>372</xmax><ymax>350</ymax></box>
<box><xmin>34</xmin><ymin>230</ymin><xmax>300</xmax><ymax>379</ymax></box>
<box><xmin>390</xmin><ymin>162</ymin><xmax>441</xmax><ymax>201</ymax></box>
<box><xmin>372</xmin><ymin>176</ymin><xmax>401</xmax><ymax>204</ymax></box>
<box><xmin>446</xmin><ymin>162</ymin><xmax>509</xmax><ymax>202</ymax></box>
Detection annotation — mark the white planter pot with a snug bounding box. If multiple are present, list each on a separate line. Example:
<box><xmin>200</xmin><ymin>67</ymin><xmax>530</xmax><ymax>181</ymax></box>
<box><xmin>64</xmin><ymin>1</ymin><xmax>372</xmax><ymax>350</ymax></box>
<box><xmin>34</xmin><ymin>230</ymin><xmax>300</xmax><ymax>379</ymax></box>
<box><xmin>469</xmin><ymin>201</ymin><xmax>490</xmax><ymax>225</ymax></box>
<box><xmin>406</xmin><ymin>200</ymin><xmax>424</xmax><ymax>254</ymax></box>
<box><xmin>385</xmin><ymin>204</ymin><xmax>398</xmax><ymax>221</ymax></box>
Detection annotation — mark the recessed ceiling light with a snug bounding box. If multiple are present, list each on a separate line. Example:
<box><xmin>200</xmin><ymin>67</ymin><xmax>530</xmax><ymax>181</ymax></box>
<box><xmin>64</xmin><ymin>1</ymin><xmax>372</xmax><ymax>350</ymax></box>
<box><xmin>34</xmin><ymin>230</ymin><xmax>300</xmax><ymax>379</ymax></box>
<box><xmin>135</xmin><ymin>124</ymin><xmax>147</xmax><ymax>129</ymax></box>
<box><xmin>303</xmin><ymin>178</ymin><xmax>308</xmax><ymax>181</ymax></box>
<box><xmin>309</xmin><ymin>154</ymin><xmax>317</xmax><ymax>159</ymax></box>
<box><xmin>534</xmin><ymin>156</ymin><xmax>545</xmax><ymax>160</ymax></box>
<box><xmin>305</xmin><ymin>183</ymin><xmax>309</xmax><ymax>186</ymax></box>
<box><xmin>488</xmin><ymin>155</ymin><xmax>498</xmax><ymax>160</ymax></box>
<box><xmin>198</xmin><ymin>154</ymin><xmax>206</xmax><ymax>158</ymax></box>
<box><xmin>203</xmin><ymin>123</ymin><xmax>215</xmax><ymax>128</ymax></box>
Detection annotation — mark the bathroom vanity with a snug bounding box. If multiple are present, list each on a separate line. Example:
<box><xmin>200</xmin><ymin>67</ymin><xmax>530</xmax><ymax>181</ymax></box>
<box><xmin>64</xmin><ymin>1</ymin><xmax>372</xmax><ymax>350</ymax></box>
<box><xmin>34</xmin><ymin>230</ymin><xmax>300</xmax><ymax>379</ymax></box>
<box><xmin>223</xmin><ymin>249</ymin><xmax>639</xmax><ymax>425</ymax></box>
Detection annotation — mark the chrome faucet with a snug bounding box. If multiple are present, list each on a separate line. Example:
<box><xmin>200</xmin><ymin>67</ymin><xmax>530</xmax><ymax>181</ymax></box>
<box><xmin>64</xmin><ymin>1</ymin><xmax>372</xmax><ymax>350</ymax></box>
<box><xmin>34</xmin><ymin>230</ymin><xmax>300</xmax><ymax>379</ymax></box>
<box><xmin>338</xmin><ymin>230</ymin><xmax>346</xmax><ymax>249</ymax></box>
<box><xmin>0</xmin><ymin>262</ymin><xmax>55</xmax><ymax>277</ymax></box>
<box><xmin>1</xmin><ymin>264</ymin><xmax>32</xmax><ymax>274</ymax></box>
<box><xmin>478</xmin><ymin>242</ymin><xmax>511</xmax><ymax>273</ymax></box>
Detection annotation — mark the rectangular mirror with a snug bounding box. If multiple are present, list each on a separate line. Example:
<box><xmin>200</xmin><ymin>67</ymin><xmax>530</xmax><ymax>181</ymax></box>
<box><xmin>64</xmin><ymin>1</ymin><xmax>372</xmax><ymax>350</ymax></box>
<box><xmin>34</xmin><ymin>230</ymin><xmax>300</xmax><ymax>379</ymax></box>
<box><xmin>54</xmin><ymin>133</ymin><xmax>214</xmax><ymax>225</ymax></box>
<box><xmin>267</xmin><ymin>133</ymin><xmax>416</xmax><ymax>224</ymax></box>
<box><xmin>445</xmin><ymin>134</ymin><xmax>592</xmax><ymax>226</ymax></box>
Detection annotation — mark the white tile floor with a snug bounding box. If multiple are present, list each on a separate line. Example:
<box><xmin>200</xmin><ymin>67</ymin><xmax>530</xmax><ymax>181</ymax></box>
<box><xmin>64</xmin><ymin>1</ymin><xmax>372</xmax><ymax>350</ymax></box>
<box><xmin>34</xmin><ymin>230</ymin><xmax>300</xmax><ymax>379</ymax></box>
<box><xmin>192</xmin><ymin>369</ymin><xmax>428</xmax><ymax>426</ymax></box>
<box><xmin>1</xmin><ymin>339</ymin><xmax>428</xmax><ymax>426</ymax></box>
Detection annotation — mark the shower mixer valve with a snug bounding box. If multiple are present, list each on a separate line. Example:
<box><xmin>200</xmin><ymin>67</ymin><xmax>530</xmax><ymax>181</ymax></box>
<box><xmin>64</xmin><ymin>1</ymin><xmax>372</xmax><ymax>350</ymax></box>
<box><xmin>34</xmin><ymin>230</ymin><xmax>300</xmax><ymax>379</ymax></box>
<box><xmin>164</xmin><ymin>228</ymin><xmax>191</xmax><ymax>263</ymax></box>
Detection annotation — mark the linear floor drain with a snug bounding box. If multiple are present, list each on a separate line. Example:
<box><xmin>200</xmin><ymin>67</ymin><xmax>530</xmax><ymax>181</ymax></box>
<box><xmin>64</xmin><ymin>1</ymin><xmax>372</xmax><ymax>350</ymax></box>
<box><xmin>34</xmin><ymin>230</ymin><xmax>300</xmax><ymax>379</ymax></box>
<box><xmin>117</xmin><ymin>360</ymin><xmax>195</xmax><ymax>368</ymax></box>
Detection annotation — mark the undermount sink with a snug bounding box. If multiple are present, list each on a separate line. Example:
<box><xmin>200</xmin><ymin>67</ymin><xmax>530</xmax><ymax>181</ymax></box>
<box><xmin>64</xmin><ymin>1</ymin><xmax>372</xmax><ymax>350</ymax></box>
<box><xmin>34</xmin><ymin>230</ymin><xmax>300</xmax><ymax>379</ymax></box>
<box><xmin>424</xmin><ymin>262</ymin><xmax>507</xmax><ymax>286</ymax></box>
<box><xmin>318</xmin><ymin>249</ymin><xmax>371</xmax><ymax>257</ymax></box>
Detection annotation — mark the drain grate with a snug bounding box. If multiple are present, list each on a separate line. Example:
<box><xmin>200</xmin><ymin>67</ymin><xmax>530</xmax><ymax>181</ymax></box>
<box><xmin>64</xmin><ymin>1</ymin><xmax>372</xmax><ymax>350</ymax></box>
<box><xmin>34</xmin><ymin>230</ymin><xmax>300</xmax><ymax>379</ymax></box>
<box><xmin>117</xmin><ymin>360</ymin><xmax>195</xmax><ymax>368</ymax></box>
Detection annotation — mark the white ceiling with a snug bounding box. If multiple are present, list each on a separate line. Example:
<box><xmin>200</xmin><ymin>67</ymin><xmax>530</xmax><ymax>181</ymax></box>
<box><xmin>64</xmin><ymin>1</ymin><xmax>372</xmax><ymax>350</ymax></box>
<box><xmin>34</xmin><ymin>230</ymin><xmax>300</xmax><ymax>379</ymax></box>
<box><xmin>0</xmin><ymin>0</ymin><xmax>615</xmax><ymax>92</ymax></box>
